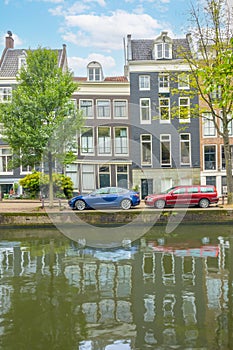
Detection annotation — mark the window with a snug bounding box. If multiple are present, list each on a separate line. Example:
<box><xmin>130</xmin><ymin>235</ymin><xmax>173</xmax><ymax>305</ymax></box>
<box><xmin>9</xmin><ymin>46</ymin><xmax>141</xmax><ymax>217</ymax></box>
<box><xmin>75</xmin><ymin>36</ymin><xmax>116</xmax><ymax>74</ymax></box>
<box><xmin>141</xmin><ymin>135</ymin><xmax>152</xmax><ymax>165</ymax></box>
<box><xmin>180</xmin><ymin>134</ymin><xmax>191</xmax><ymax>165</ymax></box>
<box><xmin>158</xmin><ymin>74</ymin><xmax>169</xmax><ymax>92</ymax></box>
<box><xmin>221</xmin><ymin>145</ymin><xmax>233</xmax><ymax>170</ymax></box>
<box><xmin>87</xmin><ymin>61</ymin><xmax>103</xmax><ymax>81</ymax></box>
<box><xmin>203</xmin><ymin>112</ymin><xmax>216</xmax><ymax>136</ymax></box>
<box><xmin>79</xmin><ymin>100</ymin><xmax>94</xmax><ymax>118</ymax></box>
<box><xmin>178</xmin><ymin>73</ymin><xmax>189</xmax><ymax>89</ymax></box>
<box><xmin>96</xmin><ymin>100</ymin><xmax>110</xmax><ymax>118</ymax></box>
<box><xmin>159</xmin><ymin>98</ymin><xmax>170</xmax><ymax>122</ymax></box>
<box><xmin>160</xmin><ymin>135</ymin><xmax>171</xmax><ymax>167</ymax></box>
<box><xmin>220</xmin><ymin>112</ymin><xmax>233</xmax><ymax>136</ymax></box>
<box><xmin>0</xmin><ymin>148</ymin><xmax>12</xmax><ymax>173</ymax></box>
<box><xmin>210</xmin><ymin>86</ymin><xmax>221</xmax><ymax>100</ymax></box>
<box><xmin>81</xmin><ymin>128</ymin><xmax>94</xmax><ymax>155</ymax></box>
<box><xmin>140</xmin><ymin>98</ymin><xmax>151</xmax><ymax>123</ymax></box>
<box><xmin>21</xmin><ymin>165</ymin><xmax>33</xmax><ymax>174</ymax></box>
<box><xmin>139</xmin><ymin>75</ymin><xmax>150</xmax><ymax>90</ymax></box>
<box><xmin>18</xmin><ymin>56</ymin><xmax>27</xmax><ymax>70</ymax></box>
<box><xmin>82</xmin><ymin>164</ymin><xmax>95</xmax><ymax>191</ymax></box>
<box><xmin>156</xmin><ymin>43</ymin><xmax>172</xmax><ymax>59</ymax></box>
<box><xmin>116</xmin><ymin>165</ymin><xmax>128</xmax><ymax>188</ymax></box>
<box><xmin>206</xmin><ymin>176</ymin><xmax>216</xmax><ymax>186</ymax></box>
<box><xmin>179</xmin><ymin>97</ymin><xmax>190</xmax><ymax>122</ymax></box>
<box><xmin>98</xmin><ymin>127</ymin><xmax>111</xmax><ymax>155</ymax></box>
<box><xmin>114</xmin><ymin>127</ymin><xmax>128</xmax><ymax>155</ymax></box>
<box><xmin>113</xmin><ymin>100</ymin><xmax>127</xmax><ymax>118</ymax></box>
<box><xmin>0</xmin><ymin>87</ymin><xmax>12</xmax><ymax>102</ymax></box>
<box><xmin>99</xmin><ymin>165</ymin><xmax>110</xmax><ymax>188</ymax></box>
<box><xmin>204</xmin><ymin>145</ymin><xmax>216</xmax><ymax>170</ymax></box>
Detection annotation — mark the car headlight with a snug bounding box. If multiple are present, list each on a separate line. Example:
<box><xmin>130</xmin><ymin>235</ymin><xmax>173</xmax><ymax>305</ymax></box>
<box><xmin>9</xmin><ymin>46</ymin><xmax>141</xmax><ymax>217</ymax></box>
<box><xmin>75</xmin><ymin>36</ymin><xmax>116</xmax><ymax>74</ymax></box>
<box><xmin>145</xmin><ymin>197</ymin><xmax>154</xmax><ymax>202</ymax></box>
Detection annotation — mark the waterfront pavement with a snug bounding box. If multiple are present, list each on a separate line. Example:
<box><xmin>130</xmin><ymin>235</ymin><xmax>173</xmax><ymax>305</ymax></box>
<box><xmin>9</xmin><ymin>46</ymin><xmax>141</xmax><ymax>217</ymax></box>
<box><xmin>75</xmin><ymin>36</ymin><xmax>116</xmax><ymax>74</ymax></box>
<box><xmin>0</xmin><ymin>198</ymin><xmax>230</xmax><ymax>213</ymax></box>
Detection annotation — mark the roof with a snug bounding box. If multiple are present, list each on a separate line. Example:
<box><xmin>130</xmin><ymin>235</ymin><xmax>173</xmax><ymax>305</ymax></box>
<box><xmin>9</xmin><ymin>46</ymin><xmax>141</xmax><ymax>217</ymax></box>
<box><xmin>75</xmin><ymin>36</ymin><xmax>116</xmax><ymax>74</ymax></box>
<box><xmin>130</xmin><ymin>38</ymin><xmax>190</xmax><ymax>61</ymax></box>
<box><xmin>0</xmin><ymin>48</ymin><xmax>64</xmax><ymax>78</ymax></box>
<box><xmin>74</xmin><ymin>76</ymin><xmax>129</xmax><ymax>82</ymax></box>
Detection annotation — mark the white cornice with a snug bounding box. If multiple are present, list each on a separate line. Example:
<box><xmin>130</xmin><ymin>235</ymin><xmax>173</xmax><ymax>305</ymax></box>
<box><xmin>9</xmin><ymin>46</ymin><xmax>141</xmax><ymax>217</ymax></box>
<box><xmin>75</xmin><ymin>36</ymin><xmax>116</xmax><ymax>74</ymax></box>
<box><xmin>127</xmin><ymin>60</ymin><xmax>191</xmax><ymax>72</ymax></box>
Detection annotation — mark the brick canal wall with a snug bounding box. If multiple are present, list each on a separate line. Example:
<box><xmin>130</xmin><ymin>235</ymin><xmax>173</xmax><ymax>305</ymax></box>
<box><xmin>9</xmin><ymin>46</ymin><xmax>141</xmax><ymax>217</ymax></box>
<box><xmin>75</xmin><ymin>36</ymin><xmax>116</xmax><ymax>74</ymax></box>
<box><xmin>0</xmin><ymin>209</ymin><xmax>233</xmax><ymax>226</ymax></box>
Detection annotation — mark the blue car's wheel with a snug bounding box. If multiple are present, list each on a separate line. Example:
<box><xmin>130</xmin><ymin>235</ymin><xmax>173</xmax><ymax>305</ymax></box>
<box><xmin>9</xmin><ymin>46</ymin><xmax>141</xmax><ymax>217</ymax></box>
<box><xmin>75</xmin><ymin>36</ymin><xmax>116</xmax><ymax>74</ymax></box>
<box><xmin>120</xmin><ymin>198</ymin><xmax>131</xmax><ymax>210</ymax></box>
<box><xmin>75</xmin><ymin>200</ymin><xmax>86</xmax><ymax>211</ymax></box>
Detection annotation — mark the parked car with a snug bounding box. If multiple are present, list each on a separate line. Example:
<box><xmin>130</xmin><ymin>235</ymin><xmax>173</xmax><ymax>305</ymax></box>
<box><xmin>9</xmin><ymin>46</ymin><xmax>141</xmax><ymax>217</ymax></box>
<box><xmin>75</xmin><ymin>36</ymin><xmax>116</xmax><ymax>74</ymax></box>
<box><xmin>68</xmin><ymin>186</ymin><xmax>140</xmax><ymax>210</ymax></box>
<box><xmin>144</xmin><ymin>185</ymin><xmax>219</xmax><ymax>209</ymax></box>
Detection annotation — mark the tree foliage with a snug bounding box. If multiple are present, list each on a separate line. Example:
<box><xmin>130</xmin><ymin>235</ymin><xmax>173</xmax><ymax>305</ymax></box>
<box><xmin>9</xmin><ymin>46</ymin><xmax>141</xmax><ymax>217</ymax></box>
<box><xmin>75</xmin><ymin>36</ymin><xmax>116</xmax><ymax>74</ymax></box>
<box><xmin>0</xmin><ymin>47</ymin><xmax>83</xmax><ymax>205</ymax></box>
<box><xmin>19</xmin><ymin>171</ymin><xmax>74</xmax><ymax>199</ymax></box>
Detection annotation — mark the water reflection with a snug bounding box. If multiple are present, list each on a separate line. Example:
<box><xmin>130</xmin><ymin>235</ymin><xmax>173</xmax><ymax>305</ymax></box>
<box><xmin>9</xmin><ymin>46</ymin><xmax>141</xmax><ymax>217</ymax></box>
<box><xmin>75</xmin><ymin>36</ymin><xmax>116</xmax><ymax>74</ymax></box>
<box><xmin>0</xmin><ymin>225</ymin><xmax>233</xmax><ymax>349</ymax></box>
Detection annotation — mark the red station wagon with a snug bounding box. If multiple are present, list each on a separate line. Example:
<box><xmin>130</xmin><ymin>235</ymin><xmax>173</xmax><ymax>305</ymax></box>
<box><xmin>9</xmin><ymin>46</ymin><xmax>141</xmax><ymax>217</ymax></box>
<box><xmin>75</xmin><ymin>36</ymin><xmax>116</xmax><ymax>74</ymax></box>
<box><xmin>144</xmin><ymin>185</ymin><xmax>219</xmax><ymax>209</ymax></box>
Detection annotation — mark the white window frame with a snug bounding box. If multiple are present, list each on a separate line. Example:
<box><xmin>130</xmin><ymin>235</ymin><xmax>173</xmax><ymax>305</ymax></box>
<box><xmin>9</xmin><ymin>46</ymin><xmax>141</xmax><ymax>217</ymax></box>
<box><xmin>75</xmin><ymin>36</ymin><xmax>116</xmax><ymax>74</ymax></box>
<box><xmin>141</xmin><ymin>134</ymin><xmax>152</xmax><ymax>166</ymax></box>
<box><xmin>180</xmin><ymin>134</ymin><xmax>191</xmax><ymax>165</ymax></box>
<box><xmin>140</xmin><ymin>98</ymin><xmax>151</xmax><ymax>124</ymax></box>
<box><xmin>158</xmin><ymin>74</ymin><xmax>169</xmax><ymax>93</ymax></box>
<box><xmin>115</xmin><ymin>164</ymin><xmax>129</xmax><ymax>188</ymax></box>
<box><xmin>179</xmin><ymin>97</ymin><xmax>190</xmax><ymax>123</ymax></box>
<box><xmin>18</xmin><ymin>56</ymin><xmax>27</xmax><ymax>70</ymax></box>
<box><xmin>0</xmin><ymin>147</ymin><xmax>13</xmax><ymax>174</ymax></box>
<box><xmin>156</xmin><ymin>43</ymin><xmax>172</xmax><ymax>59</ymax></box>
<box><xmin>97</xmin><ymin>126</ymin><xmax>112</xmax><ymax>155</ymax></box>
<box><xmin>203</xmin><ymin>144</ymin><xmax>217</xmax><ymax>171</ymax></box>
<box><xmin>113</xmin><ymin>100</ymin><xmax>128</xmax><ymax>119</ymax></box>
<box><xmin>79</xmin><ymin>99</ymin><xmax>94</xmax><ymax>119</ymax></box>
<box><xmin>202</xmin><ymin>112</ymin><xmax>216</xmax><ymax>137</ymax></box>
<box><xmin>88</xmin><ymin>67</ymin><xmax>101</xmax><ymax>81</ymax></box>
<box><xmin>159</xmin><ymin>98</ymin><xmax>170</xmax><ymax>123</ymax></box>
<box><xmin>96</xmin><ymin>99</ymin><xmax>111</xmax><ymax>119</ymax></box>
<box><xmin>0</xmin><ymin>87</ymin><xmax>12</xmax><ymax>103</ymax></box>
<box><xmin>160</xmin><ymin>134</ymin><xmax>171</xmax><ymax>167</ymax></box>
<box><xmin>178</xmin><ymin>73</ymin><xmax>190</xmax><ymax>89</ymax></box>
<box><xmin>139</xmin><ymin>75</ymin><xmax>150</xmax><ymax>90</ymax></box>
<box><xmin>81</xmin><ymin>127</ymin><xmax>94</xmax><ymax>155</ymax></box>
<box><xmin>114</xmin><ymin>127</ymin><xmax>128</xmax><ymax>156</ymax></box>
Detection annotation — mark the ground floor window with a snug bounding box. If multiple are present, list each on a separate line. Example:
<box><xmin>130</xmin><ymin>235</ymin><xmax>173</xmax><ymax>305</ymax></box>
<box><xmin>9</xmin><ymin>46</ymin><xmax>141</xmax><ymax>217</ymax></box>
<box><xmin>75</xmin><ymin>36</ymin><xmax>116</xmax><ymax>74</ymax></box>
<box><xmin>99</xmin><ymin>165</ymin><xmax>110</xmax><ymax>188</ymax></box>
<box><xmin>82</xmin><ymin>164</ymin><xmax>95</xmax><ymax>192</ymax></box>
<box><xmin>116</xmin><ymin>165</ymin><xmax>128</xmax><ymax>188</ymax></box>
<box><xmin>206</xmin><ymin>176</ymin><xmax>216</xmax><ymax>187</ymax></box>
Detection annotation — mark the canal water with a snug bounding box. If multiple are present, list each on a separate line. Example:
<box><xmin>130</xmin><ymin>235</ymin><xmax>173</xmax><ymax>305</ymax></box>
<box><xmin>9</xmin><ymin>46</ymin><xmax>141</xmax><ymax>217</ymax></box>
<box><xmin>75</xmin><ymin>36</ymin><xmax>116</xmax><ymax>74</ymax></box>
<box><xmin>0</xmin><ymin>224</ymin><xmax>233</xmax><ymax>350</ymax></box>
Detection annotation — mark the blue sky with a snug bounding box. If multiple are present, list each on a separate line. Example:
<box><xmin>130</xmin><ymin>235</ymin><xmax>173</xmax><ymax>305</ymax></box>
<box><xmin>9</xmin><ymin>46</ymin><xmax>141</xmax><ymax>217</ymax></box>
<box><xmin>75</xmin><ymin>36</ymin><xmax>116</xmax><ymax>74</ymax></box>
<box><xmin>0</xmin><ymin>0</ymin><xmax>191</xmax><ymax>77</ymax></box>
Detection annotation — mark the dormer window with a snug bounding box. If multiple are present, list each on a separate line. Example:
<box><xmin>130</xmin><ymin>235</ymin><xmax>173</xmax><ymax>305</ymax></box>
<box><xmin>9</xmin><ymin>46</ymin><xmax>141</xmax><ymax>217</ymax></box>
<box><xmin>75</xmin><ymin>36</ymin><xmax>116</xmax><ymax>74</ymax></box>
<box><xmin>154</xmin><ymin>32</ymin><xmax>172</xmax><ymax>60</ymax></box>
<box><xmin>18</xmin><ymin>53</ymin><xmax>27</xmax><ymax>70</ymax></box>
<box><xmin>87</xmin><ymin>61</ymin><xmax>103</xmax><ymax>81</ymax></box>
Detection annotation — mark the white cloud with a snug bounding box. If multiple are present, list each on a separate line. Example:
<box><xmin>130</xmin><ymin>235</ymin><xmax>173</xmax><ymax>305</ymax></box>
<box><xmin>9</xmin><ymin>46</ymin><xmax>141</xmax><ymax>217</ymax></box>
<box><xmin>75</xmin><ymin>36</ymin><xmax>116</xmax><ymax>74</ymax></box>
<box><xmin>83</xmin><ymin>0</ymin><xmax>106</xmax><ymax>6</ymax></box>
<box><xmin>68</xmin><ymin>53</ymin><xmax>116</xmax><ymax>75</ymax></box>
<box><xmin>62</xmin><ymin>10</ymin><xmax>163</xmax><ymax>51</ymax></box>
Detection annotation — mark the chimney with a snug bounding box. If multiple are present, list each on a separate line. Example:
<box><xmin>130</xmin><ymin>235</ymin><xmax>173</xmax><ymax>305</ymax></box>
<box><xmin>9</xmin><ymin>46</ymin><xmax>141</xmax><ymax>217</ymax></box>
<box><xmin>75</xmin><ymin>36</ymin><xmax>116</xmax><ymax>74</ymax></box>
<box><xmin>5</xmin><ymin>31</ymin><xmax>14</xmax><ymax>49</ymax></box>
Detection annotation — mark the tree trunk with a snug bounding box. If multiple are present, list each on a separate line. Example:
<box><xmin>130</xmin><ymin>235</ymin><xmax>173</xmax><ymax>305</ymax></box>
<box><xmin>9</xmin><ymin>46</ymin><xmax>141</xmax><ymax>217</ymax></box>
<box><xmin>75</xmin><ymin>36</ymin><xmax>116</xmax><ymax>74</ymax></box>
<box><xmin>48</xmin><ymin>150</ymin><xmax>54</xmax><ymax>208</ymax></box>
<box><xmin>223</xmin><ymin>134</ymin><xmax>233</xmax><ymax>204</ymax></box>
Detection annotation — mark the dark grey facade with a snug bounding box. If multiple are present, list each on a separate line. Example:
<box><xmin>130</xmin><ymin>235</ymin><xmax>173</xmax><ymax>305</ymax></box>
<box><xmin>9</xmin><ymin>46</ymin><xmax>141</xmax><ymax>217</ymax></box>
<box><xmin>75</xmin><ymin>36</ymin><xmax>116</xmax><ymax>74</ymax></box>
<box><xmin>125</xmin><ymin>32</ymin><xmax>200</xmax><ymax>198</ymax></box>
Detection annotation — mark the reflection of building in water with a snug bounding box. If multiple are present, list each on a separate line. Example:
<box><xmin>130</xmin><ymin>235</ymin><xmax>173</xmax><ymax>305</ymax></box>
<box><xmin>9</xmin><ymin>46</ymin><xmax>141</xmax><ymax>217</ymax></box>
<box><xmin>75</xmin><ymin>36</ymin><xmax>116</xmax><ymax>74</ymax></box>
<box><xmin>0</xmin><ymin>236</ymin><xmax>231</xmax><ymax>349</ymax></box>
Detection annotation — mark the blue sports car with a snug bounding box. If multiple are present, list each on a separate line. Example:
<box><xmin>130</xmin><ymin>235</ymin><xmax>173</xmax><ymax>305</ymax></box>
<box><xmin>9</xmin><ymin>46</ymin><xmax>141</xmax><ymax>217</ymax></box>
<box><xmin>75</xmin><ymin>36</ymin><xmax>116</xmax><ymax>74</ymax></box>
<box><xmin>68</xmin><ymin>186</ymin><xmax>140</xmax><ymax>210</ymax></box>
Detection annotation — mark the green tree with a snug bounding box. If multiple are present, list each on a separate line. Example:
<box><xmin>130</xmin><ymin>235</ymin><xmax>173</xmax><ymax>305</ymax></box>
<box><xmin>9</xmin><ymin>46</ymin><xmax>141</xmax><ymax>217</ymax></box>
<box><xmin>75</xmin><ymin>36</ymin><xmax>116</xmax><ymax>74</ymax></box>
<box><xmin>0</xmin><ymin>47</ymin><xmax>83</xmax><ymax>206</ymax></box>
<box><xmin>182</xmin><ymin>0</ymin><xmax>233</xmax><ymax>204</ymax></box>
<box><xmin>19</xmin><ymin>171</ymin><xmax>74</xmax><ymax>199</ymax></box>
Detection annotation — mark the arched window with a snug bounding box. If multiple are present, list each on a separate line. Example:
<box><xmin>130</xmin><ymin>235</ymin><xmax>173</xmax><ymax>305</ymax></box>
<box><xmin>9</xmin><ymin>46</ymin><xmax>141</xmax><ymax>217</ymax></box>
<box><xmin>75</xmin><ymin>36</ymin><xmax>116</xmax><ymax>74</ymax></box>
<box><xmin>87</xmin><ymin>61</ymin><xmax>103</xmax><ymax>81</ymax></box>
<box><xmin>154</xmin><ymin>32</ymin><xmax>172</xmax><ymax>60</ymax></box>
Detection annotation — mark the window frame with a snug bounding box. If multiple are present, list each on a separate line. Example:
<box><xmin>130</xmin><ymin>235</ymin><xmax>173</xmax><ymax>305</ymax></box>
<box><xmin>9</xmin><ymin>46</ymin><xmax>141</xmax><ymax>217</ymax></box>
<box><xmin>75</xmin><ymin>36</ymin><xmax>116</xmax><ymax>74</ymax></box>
<box><xmin>159</xmin><ymin>97</ymin><xmax>170</xmax><ymax>123</ymax></box>
<box><xmin>140</xmin><ymin>98</ymin><xmax>151</xmax><ymax>124</ymax></box>
<box><xmin>97</xmin><ymin>126</ymin><xmax>112</xmax><ymax>155</ymax></box>
<box><xmin>0</xmin><ymin>87</ymin><xmax>12</xmax><ymax>103</ymax></box>
<box><xmin>114</xmin><ymin>127</ymin><xmax>128</xmax><ymax>156</ymax></box>
<box><xmin>158</xmin><ymin>74</ymin><xmax>169</xmax><ymax>93</ymax></box>
<box><xmin>0</xmin><ymin>147</ymin><xmax>13</xmax><ymax>174</ymax></box>
<box><xmin>96</xmin><ymin>99</ymin><xmax>111</xmax><ymax>119</ymax></box>
<box><xmin>178</xmin><ymin>73</ymin><xmax>190</xmax><ymax>90</ymax></box>
<box><xmin>113</xmin><ymin>99</ymin><xmax>128</xmax><ymax>119</ymax></box>
<box><xmin>79</xmin><ymin>99</ymin><xmax>94</xmax><ymax>119</ymax></box>
<box><xmin>180</xmin><ymin>133</ymin><xmax>191</xmax><ymax>165</ymax></box>
<box><xmin>160</xmin><ymin>134</ymin><xmax>171</xmax><ymax>167</ymax></box>
<box><xmin>141</xmin><ymin>134</ymin><xmax>152</xmax><ymax>166</ymax></box>
<box><xmin>203</xmin><ymin>144</ymin><xmax>217</xmax><ymax>171</ymax></box>
<box><xmin>139</xmin><ymin>75</ymin><xmax>150</xmax><ymax>90</ymax></box>
<box><xmin>80</xmin><ymin>127</ymin><xmax>95</xmax><ymax>155</ymax></box>
<box><xmin>179</xmin><ymin>97</ymin><xmax>190</xmax><ymax>123</ymax></box>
